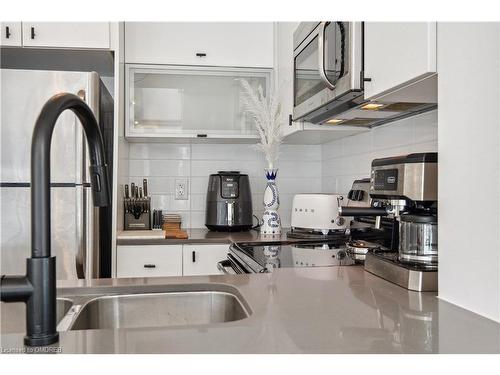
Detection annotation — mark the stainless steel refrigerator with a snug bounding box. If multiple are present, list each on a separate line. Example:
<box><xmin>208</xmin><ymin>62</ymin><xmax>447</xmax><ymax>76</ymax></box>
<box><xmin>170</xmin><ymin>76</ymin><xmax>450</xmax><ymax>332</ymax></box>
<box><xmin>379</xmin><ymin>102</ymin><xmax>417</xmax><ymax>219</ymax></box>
<box><xmin>0</xmin><ymin>69</ymin><xmax>114</xmax><ymax>280</ymax></box>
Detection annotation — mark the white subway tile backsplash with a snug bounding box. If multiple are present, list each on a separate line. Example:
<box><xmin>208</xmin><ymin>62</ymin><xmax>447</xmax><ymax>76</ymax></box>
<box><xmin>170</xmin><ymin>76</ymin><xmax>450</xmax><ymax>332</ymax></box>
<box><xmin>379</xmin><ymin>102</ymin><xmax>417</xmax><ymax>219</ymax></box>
<box><xmin>190</xmin><ymin>211</ymin><xmax>206</xmax><ymax>228</ymax></box>
<box><xmin>321</xmin><ymin>110</ymin><xmax>438</xmax><ymax>194</ymax></box>
<box><xmin>129</xmin><ymin>143</ymin><xmax>190</xmax><ymax>160</ymax></box>
<box><xmin>191</xmin><ymin>160</ymin><xmax>262</xmax><ymax>177</ymax></box>
<box><xmin>128</xmin><ymin>176</ymin><xmax>175</xmax><ymax>194</ymax></box>
<box><xmin>191</xmin><ymin>144</ymin><xmax>262</xmax><ymax>161</ymax></box>
<box><xmin>414</xmin><ymin>111</ymin><xmax>439</xmax><ymax>143</ymax></box>
<box><xmin>341</xmin><ymin>131</ymin><xmax>372</xmax><ymax>156</ymax></box>
<box><xmin>129</xmin><ymin>160</ymin><xmax>190</xmax><ymax>177</ymax></box>
<box><xmin>321</xmin><ymin>139</ymin><xmax>343</xmax><ymax>160</ymax></box>
<box><xmin>127</xmin><ymin>110</ymin><xmax>437</xmax><ymax>228</ymax></box>
<box><xmin>190</xmin><ymin>193</ymin><xmax>206</xmax><ymax>211</ymax></box>
<box><xmin>278</xmin><ymin>161</ymin><xmax>321</xmax><ymax>178</ymax></box>
<box><xmin>280</xmin><ymin>145</ymin><xmax>322</xmax><ymax>161</ymax></box>
<box><xmin>371</xmin><ymin>119</ymin><xmax>414</xmax><ymax>151</ymax></box>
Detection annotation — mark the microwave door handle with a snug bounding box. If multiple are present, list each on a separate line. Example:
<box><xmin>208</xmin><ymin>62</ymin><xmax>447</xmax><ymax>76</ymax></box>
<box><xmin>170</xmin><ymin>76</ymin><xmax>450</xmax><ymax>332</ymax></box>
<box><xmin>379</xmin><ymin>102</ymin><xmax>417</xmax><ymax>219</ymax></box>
<box><xmin>336</xmin><ymin>21</ymin><xmax>346</xmax><ymax>79</ymax></box>
<box><xmin>318</xmin><ymin>21</ymin><xmax>337</xmax><ymax>90</ymax></box>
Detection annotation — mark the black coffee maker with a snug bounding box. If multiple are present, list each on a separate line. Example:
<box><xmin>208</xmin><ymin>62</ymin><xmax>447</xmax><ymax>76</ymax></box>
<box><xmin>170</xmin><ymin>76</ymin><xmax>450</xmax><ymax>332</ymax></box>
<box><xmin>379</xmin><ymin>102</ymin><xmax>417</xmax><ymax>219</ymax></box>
<box><xmin>205</xmin><ymin>171</ymin><xmax>253</xmax><ymax>231</ymax></box>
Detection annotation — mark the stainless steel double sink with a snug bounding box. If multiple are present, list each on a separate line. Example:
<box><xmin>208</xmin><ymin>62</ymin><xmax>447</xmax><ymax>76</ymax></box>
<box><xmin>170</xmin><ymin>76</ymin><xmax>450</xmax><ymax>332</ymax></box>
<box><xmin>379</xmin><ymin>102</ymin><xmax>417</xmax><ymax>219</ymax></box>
<box><xmin>1</xmin><ymin>284</ymin><xmax>251</xmax><ymax>333</ymax></box>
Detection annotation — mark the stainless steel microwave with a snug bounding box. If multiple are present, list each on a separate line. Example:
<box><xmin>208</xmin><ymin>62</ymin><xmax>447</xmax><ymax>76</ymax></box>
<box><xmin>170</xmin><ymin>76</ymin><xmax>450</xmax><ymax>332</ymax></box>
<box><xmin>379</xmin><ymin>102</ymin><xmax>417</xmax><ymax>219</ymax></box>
<box><xmin>293</xmin><ymin>22</ymin><xmax>364</xmax><ymax>124</ymax></box>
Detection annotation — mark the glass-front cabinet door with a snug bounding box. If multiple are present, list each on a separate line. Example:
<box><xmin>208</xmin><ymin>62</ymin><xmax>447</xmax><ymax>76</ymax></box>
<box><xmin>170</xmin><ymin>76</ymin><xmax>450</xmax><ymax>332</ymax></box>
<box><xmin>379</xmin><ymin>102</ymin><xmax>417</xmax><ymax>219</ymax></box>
<box><xmin>126</xmin><ymin>65</ymin><xmax>271</xmax><ymax>139</ymax></box>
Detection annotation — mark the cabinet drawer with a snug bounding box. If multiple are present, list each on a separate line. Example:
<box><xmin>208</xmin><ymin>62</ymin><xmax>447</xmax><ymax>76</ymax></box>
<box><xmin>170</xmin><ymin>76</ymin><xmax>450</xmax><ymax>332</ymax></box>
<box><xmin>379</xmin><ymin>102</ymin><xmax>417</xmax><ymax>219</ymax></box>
<box><xmin>182</xmin><ymin>244</ymin><xmax>230</xmax><ymax>276</ymax></box>
<box><xmin>117</xmin><ymin>245</ymin><xmax>183</xmax><ymax>278</ymax></box>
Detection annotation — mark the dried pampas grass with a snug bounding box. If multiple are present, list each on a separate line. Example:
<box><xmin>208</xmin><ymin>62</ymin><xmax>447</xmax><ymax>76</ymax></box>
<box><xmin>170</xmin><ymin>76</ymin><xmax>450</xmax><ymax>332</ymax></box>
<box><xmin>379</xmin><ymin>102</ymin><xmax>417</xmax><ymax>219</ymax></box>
<box><xmin>239</xmin><ymin>79</ymin><xmax>283</xmax><ymax>169</ymax></box>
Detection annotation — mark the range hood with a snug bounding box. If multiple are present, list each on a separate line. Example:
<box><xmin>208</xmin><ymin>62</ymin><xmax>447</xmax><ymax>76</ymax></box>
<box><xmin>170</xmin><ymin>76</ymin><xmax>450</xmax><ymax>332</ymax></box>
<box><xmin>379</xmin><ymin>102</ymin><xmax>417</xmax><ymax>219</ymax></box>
<box><xmin>300</xmin><ymin>73</ymin><xmax>437</xmax><ymax>128</ymax></box>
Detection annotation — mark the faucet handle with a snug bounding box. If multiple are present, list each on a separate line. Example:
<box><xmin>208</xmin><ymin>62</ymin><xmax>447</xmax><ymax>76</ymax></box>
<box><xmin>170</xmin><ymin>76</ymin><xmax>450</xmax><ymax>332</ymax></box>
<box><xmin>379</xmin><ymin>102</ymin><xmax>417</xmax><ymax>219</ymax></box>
<box><xmin>89</xmin><ymin>164</ymin><xmax>110</xmax><ymax>207</ymax></box>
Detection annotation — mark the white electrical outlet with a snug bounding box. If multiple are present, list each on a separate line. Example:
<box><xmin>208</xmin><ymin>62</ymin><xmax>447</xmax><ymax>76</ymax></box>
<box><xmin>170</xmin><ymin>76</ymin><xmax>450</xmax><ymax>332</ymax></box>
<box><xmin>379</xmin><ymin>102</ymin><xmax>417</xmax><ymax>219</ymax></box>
<box><xmin>175</xmin><ymin>179</ymin><xmax>188</xmax><ymax>200</ymax></box>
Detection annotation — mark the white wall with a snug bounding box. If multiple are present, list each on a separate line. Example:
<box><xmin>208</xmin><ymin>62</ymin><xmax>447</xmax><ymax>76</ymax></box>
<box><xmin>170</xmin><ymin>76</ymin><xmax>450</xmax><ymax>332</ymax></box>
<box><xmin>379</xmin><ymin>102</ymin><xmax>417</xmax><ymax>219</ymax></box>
<box><xmin>127</xmin><ymin>143</ymin><xmax>322</xmax><ymax>228</ymax></box>
<box><xmin>321</xmin><ymin>110</ymin><xmax>438</xmax><ymax>195</ymax></box>
<box><xmin>438</xmin><ymin>23</ymin><xmax>500</xmax><ymax>322</ymax></box>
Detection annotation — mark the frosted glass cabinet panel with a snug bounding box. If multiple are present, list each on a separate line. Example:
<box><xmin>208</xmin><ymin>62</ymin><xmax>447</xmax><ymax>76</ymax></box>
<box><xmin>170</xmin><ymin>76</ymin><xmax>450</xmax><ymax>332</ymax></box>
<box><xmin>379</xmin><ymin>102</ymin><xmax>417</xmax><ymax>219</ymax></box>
<box><xmin>126</xmin><ymin>65</ymin><xmax>271</xmax><ymax>139</ymax></box>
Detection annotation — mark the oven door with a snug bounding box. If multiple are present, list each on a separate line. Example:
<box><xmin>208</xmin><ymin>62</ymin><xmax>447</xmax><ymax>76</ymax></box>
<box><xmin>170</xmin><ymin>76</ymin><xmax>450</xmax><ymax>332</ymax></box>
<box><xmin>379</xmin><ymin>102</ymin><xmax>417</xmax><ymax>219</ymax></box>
<box><xmin>217</xmin><ymin>254</ymin><xmax>250</xmax><ymax>274</ymax></box>
<box><xmin>293</xmin><ymin>22</ymin><xmax>361</xmax><ymax>121</ymax></box>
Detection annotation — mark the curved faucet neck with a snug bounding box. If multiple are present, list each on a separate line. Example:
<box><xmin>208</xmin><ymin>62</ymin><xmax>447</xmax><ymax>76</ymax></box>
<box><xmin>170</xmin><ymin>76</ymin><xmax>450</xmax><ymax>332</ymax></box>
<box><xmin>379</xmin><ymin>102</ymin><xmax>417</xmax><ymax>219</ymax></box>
<box><xmin>30</xmin><ymin>93</ymin><xmax>109</xmax><ymax>259</ymax></box>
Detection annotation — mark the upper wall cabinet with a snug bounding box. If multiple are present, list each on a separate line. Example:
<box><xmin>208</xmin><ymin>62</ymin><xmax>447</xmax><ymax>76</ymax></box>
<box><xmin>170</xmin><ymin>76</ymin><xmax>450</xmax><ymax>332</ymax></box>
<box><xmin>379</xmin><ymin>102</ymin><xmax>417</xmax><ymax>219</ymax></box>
<box><xmin>126</xmin><ymin>64</ymin><xmax>271</xmax><ymax>140</ymax></box>
<box><xmin>275</xmin><ymin>22</ymin><xmax>301</xmax><ymax>138</ymax></box>
<box><xmin>21</xmin><ymin>22</ymin><xmax>110</xmax><ymax>49</ymax></box>
<box><xmin>125</xmin><ymin>22</ymin><xmax>274</xmax><ymax>68</ymax></box>
<box><xmin>0</xmin><ymin>23</ymin><xmax>22</xmax><ymax>46</ymax></box>
<box><xmin>364</xmin><ymin>22</ymin><xmax>437</xmax><ymax>100</ymax></box>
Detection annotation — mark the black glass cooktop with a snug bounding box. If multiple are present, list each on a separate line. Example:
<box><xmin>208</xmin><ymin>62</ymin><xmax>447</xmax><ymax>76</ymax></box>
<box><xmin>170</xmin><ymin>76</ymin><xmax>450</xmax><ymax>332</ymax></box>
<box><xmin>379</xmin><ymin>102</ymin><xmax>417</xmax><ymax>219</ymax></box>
<box><xmin>229</xmin><ymin>241</ymin><xmax>358</xmax><ymax>273</ymax></box>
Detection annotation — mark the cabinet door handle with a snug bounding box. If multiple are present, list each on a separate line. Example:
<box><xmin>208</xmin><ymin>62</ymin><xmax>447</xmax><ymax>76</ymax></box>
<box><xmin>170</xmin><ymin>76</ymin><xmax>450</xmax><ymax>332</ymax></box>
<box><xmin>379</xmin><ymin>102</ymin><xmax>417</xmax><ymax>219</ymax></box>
<box><xmin>195</xmin><ymin>52</ymin><xmax>207</xmax><ymax>57</ymax></box>
<box><xmin>5</xmin><ymin>26</ymin><xmax>11</xmax><ymax>39</ymax></box>
<box><xmin>192</xmin><ymin>251</ymin><xmax>196</xmax><ymax>263</ymax></box>
<box><xmin>30</xmin><ymin>27</ymin><xmax>35</xmax><ymax>39</ymax></box>
<box><xmin>143</xmin><ymin>264</ymin><xmax>156</xmax><ymax>269</ymax></box>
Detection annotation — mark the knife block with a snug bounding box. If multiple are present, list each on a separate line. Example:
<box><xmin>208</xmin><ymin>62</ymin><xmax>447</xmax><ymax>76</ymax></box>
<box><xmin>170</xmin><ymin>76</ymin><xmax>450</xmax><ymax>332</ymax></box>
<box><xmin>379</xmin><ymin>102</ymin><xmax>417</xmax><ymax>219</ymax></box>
<box><xmin>124</xmin><ymin>197</ymin><xmax>151</xmax><ymax>231</ymax></box>
<box><xmin>124</xmin><ymin>212</ymin><xmax>151</xmax><ymax>231</ymax></box>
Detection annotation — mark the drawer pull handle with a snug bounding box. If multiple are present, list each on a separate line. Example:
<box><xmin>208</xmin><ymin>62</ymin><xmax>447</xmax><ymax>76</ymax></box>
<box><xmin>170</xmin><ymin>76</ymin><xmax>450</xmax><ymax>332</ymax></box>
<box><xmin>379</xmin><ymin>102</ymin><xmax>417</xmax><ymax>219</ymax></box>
<box><xmin>192</xmin><ymin>251</ymin><xmax>196</xmax><ymax>263</ymax></box>
<box><xmin>30</xmin><ymin>27</ymin><xmax>35</xmax><ymax>39</ymax></box>
<box><xmin>195</xmin><ymin>52</ymin><xmax>207</xmax><ymax>57</ymax></box>
<box><xmin>143</xmin><ymin>264</ymin><xmax>156</xmax><ymax>269</ymax></box>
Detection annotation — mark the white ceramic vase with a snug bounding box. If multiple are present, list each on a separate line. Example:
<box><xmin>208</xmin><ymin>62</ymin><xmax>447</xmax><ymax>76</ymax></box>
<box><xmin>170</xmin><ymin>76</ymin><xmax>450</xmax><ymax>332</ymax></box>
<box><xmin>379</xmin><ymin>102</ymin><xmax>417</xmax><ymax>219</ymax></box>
<box><xmin>261</xmin><ymin>168</ymin><xmax>282</xmax><ymax>235</ymax></box>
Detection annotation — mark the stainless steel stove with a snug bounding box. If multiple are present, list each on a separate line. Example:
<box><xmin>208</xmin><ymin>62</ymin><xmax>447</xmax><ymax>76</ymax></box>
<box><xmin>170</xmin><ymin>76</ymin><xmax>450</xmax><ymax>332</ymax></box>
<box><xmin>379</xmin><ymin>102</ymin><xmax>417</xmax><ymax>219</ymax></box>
<box><xmin>220</xmin><ymin>240</ymin><xmax>358</xmax><ymax>274</ymax></box>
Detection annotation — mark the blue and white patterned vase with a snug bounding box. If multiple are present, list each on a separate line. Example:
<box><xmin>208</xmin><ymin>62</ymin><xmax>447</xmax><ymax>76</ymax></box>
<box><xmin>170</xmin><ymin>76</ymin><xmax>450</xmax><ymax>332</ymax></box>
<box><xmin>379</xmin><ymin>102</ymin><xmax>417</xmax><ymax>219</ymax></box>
<box><xmin>261</xmin><ymin>168</ymin><xmax>282</xmax><ymax>235</ymax></box>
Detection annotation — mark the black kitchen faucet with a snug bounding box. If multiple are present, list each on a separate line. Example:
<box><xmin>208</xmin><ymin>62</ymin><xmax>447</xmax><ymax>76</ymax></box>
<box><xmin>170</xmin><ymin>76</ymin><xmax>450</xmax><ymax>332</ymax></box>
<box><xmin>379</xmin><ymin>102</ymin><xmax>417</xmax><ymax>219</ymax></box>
<box><xmin>0</xmin><ymin>93</ymin><xmax>110</xmax><ymax>346</ymax></box>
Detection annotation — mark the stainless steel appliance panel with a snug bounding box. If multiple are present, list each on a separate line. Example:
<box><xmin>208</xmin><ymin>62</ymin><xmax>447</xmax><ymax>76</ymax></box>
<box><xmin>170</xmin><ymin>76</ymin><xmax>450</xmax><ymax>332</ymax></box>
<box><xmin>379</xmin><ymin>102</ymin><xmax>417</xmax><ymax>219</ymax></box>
<box><xmin>293</xmin><ymin>22</ymin><xmax>363</xmax><ymax>122</ymax></box>
<box><xmin>0</xmin><ymin>186</ymin><xmax>80</xmax><ymax>280</ymax></box>
<box><xmin>0</xmin><ymin>69</ymin><xmax>92</xmax><ymax>183</ymax></box>
<box><xmin>0</xmin><ymin>69</ymin><xmax>109</xmax><ymax>280</ymax></box>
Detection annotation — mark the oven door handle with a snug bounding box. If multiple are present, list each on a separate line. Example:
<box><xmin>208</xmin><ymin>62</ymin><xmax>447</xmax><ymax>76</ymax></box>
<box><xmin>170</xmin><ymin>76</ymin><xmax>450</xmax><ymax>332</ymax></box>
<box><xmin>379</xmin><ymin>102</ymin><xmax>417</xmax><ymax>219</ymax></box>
<box><xmin>217</xmin><ymin>259</ymin><xmax>247</xmax><ymax>275</ymax></box>
<box><xmin>217</xmin><ymin>260</ymin><xmax>235</xmax><ymax>274</ymax></box>
<box><xmin>319</xmin><ymin>21</ymin><xmax>343</xmax><ymax>91</ymax></box>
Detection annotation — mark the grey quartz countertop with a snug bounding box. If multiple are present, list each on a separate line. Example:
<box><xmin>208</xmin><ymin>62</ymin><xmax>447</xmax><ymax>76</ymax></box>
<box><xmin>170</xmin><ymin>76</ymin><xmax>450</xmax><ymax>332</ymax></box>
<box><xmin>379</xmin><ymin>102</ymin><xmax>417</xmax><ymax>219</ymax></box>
<box><xmin>116</xmin><ymin>228</ymin><xmax>290</xmax><ymax>245</ymax></box>
<box><xmin>2</xmin><ymin>267</ymin><xmax>499</xmax><ymax>354</ymax></box>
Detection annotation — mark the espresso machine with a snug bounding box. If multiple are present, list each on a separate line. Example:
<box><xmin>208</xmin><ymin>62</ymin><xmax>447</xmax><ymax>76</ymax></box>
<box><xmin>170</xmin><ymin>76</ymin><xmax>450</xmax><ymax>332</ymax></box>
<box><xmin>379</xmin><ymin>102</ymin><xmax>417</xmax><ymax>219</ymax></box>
<box><xmin>339</xmin><ymin>153</ymin><xmax>438</xmax><ymax>291</ymax></box>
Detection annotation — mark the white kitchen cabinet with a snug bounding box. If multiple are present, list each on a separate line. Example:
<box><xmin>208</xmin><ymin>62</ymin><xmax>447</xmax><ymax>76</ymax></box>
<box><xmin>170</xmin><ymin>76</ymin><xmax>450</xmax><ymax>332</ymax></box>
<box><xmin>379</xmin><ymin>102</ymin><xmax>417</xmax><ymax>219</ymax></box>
<box><xmin>0</xmin><ymin>22</ymin><xmax>22</xmax><ymax>46</ymax></box>
<box><xmin>125</xmin><ymin>64</ymin><xmax>270</xmax><ymax>140</ymax></box>
<box><xmin>364</xmin><ymin>22</ymin><xmax>437</xmax><ymax>100</ymax></box>
<box><xmin>125</xmin><ymin>22</ymin><xmax>274</xmax><ymax>68</ymax></box>
<box><xmin>21</xmin><ymin>22</ymin><xmax>110</xmax><ymax>49</ymax></box>
<box><xmin>182</xmin><ymin>244</ymin><xmax>229</xmax><ymax>276</ymax></box>
<box><xmin>116</xmin><ymin>245</ymin><xmax>183</xmax><ymax>278</ymax></box>
<box><xmin>275</xmin><ymin>22</ymin><xmax>302</xmax><ymax>138</ymax></box>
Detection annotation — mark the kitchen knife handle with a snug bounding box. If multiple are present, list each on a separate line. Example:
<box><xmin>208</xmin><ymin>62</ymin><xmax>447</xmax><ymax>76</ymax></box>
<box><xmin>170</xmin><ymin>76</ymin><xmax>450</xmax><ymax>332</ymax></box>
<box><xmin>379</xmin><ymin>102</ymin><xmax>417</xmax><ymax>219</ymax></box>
<box><xmin>143</xmin><ymin>178</ymin><xmax>148</xmax><ymax>197</ymax></box>
<box><xmin>124</xmin><ymin>184</ymin><xmax>129</xmax><ymax>199</ymax></box>
<box><xmin>139</xmin><ymin>186</ymin><xmax>143</xmax><ymax>198</ymax></box>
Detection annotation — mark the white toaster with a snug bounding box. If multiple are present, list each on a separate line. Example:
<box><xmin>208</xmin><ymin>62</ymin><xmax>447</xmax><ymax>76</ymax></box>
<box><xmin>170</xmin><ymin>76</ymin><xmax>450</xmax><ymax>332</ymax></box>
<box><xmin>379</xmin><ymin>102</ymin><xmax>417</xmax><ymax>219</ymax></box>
<box><xmin>291</xmin><ymin>194</ymin><xmax>347</xmax><ymax>234</ymax></box>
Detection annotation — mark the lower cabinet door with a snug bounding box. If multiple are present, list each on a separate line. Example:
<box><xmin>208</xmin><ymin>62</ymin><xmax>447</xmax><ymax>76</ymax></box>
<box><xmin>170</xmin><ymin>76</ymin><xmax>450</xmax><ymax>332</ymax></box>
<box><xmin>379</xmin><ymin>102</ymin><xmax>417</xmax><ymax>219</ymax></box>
<box><xmin>182</xmin><ymin>244</ymin><xmax>230</xmax><ymax>276</ymax></box>
<box><xmin>117</xmin><ymin>245</ymin><xmax>183</xmax><ymax>278</ymax></box>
